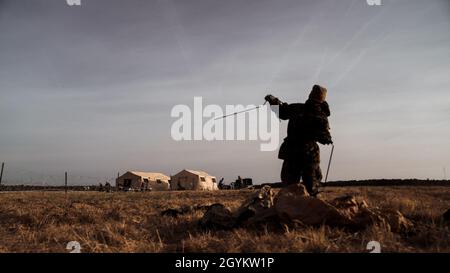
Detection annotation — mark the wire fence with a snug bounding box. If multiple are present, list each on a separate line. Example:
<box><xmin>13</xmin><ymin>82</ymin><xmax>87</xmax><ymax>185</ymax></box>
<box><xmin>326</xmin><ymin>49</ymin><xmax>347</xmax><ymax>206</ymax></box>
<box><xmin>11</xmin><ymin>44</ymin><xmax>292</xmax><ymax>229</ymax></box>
<box><xmin>0</xmin><ymin>163</ymin><xmax>118</xmax><ymax>186</ymax></box>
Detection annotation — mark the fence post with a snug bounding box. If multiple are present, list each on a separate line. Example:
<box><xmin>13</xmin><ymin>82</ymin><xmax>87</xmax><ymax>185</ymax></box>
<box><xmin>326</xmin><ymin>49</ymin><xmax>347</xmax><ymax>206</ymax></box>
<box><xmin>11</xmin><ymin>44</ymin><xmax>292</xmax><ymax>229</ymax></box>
<box><xmin>0</xmin><ymin>162</ymin><xmax>4</xmax><ymax>186</ymax></box>
<box><xmin>65</xmin><ymin>171</ymin><xmax>68</xmax><ymax>194</ymax></box>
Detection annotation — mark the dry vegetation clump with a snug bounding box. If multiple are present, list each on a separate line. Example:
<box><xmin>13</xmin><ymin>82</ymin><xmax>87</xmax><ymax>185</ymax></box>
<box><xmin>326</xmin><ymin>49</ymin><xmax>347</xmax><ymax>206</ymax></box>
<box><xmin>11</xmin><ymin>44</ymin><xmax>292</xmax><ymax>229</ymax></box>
<box><xmin>0</xmin><ymin>186</ymin><xmax>448</xmax><ymax>253</ymax></box>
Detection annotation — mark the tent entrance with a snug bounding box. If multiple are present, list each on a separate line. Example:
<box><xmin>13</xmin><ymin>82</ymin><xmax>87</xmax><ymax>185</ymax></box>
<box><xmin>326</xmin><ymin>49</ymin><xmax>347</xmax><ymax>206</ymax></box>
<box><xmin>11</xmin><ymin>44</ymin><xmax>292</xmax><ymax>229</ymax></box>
<box><xmin>123</xmin><ymin>179</ymin><xmax>132</xmax><ymax>188</ymax></box>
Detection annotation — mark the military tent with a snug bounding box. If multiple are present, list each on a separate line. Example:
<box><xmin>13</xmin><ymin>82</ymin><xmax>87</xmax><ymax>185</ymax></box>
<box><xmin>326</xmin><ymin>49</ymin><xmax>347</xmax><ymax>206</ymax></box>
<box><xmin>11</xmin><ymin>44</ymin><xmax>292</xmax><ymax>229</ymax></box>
<box><xmin>116</xmin><ymin>171</ymin><xmax>170</xmax><ymax>191</ymax></box>
<box><xmin>170</xmin><ymin>169</ymin><xmax>218</xmax><ymax>191</ymax></box>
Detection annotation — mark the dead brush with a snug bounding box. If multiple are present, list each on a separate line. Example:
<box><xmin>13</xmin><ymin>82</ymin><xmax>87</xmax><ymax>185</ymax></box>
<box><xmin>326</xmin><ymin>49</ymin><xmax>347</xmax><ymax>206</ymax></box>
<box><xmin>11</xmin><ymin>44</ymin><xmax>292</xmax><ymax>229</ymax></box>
<box><xmin>0</xmin><ymin>187</ymin><xmax>448</xmax><ymax>252</ymax></box>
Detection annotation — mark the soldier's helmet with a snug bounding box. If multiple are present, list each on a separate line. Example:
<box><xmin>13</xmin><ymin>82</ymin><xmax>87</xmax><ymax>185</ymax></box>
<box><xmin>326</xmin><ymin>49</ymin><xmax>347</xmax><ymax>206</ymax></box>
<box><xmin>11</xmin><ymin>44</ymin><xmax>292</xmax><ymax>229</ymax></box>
<box><xmin>308</xmin><ymin>85</ymin><xmax>327</xmax><ymax>103</ymax></box>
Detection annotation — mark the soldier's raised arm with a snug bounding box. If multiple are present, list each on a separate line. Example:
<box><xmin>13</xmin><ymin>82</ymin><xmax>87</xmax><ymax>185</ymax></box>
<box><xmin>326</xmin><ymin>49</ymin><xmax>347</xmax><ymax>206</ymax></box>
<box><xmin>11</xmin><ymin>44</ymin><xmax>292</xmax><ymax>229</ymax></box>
<box><xmin>264</xmin><ymin>94</ymin><xmax>304</xmax><ymax>120</ymax></box>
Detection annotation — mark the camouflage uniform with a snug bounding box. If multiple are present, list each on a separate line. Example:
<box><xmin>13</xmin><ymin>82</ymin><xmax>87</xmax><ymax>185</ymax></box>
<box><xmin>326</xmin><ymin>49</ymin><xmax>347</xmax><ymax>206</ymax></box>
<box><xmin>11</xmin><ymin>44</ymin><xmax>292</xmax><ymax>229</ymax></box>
<box><xmin>266</xmin><ymin>85</ymin><xmax>332</xmax><ymax>195</ymax></box>
<box><xmin>280</xmin><ymin>141</ymin><xmax>322</xmax><ymax>195</ymax></box>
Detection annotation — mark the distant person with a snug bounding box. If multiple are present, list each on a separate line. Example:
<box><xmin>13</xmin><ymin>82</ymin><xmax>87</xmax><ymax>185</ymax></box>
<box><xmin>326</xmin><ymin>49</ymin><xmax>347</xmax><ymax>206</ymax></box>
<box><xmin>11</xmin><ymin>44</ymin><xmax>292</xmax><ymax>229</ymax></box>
<box><xmin>235</xmin><ymin>176</ymin><xmax>243</xmax><ymax>189</ymax></box>
<box><xmin>265</xmin><ymin>85</ymin><xmax>333</xmax><ymax>196</ymax></box>
<box><xmin>105</xmin><ymin>182</ymin><xmax>111</xmax><ymax>192</ymax></box>
<box><xmin>218</xmin><ymin>178</ymin><xmax>225</xmax><ymax>189</ymax></box>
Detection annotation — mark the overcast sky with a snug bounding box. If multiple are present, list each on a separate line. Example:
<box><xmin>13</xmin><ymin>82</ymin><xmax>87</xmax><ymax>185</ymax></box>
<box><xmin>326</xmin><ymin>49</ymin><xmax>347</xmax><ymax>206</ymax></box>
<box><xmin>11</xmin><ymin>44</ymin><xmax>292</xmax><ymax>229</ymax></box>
<box><xmin>0</xmin><ymin>0</ymin><xmax>449</xmax><ymax>185</ymax></box>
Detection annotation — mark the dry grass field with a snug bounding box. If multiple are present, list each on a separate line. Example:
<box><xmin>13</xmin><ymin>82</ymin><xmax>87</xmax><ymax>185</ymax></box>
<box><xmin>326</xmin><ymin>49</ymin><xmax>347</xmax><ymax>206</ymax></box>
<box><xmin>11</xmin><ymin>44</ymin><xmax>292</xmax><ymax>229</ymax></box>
<box><xmin>0</xmin><ymin>186</ymin><xmax>449</xmax><ymax>253</ymax></box>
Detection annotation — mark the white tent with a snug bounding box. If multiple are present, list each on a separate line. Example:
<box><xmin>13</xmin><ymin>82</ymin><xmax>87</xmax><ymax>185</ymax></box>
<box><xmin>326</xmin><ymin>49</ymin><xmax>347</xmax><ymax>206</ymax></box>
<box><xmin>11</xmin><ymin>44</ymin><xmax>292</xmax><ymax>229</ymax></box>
<box><xmin>116</xmin><ymin>171</ymin><xmax>170</xmax><ymax>191</ymax></box>
<box><xmin>170</xmin><ymin>169</ymin><xmax>218</xmax><ymax>191</ymax></box>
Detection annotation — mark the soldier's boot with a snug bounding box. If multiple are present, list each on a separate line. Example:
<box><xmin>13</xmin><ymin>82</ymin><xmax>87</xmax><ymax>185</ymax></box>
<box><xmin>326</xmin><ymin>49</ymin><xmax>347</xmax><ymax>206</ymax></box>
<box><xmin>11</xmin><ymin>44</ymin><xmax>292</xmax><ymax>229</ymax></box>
<box><xmin>280</xmin><ymin>160</ymin><xmax>302</xmax><ymax>186</ymax></box>
<box><xmin>302</xmin><ymin>163</ymin><xmax>322</xmax><ymax>197</ymax></box>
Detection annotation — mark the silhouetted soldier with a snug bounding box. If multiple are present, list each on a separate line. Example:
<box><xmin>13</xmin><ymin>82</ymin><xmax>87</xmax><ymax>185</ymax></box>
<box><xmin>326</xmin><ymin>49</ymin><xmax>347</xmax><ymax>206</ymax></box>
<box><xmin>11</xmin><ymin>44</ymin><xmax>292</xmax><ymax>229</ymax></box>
<box><xmin>265</xmin><ymin>85</ymin><xmax>333</xmax><ymax>196</ymax></box>
<box><xmin>105</xmin><ymin>182</ymin><xmax>111</xmax><ymax>192</ymax></box>
<box><xmin>235</xmin><ymin>176</ymin><xmax>243</xmax><ymax>189</ymax></box>
<box><xmin>218</xmin><ymin>178</ymin><xmax>225</xmax><ymax>189</ymax></box>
